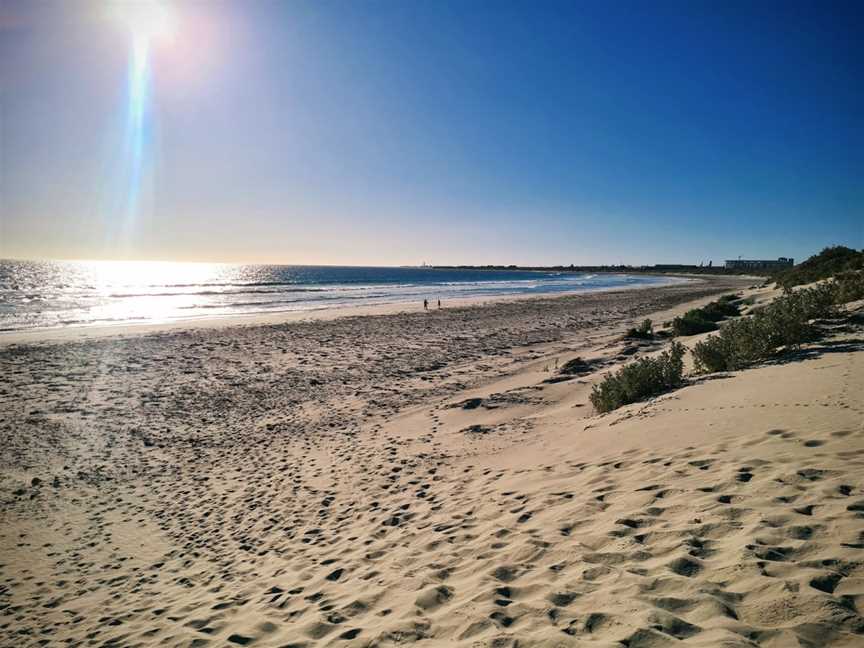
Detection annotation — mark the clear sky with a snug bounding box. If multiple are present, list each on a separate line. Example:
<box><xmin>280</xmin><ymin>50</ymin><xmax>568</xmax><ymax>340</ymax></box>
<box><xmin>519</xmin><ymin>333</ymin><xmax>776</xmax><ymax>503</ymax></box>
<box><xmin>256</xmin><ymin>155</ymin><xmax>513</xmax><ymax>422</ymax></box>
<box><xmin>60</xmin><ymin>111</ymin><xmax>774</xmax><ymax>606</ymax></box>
<box><xmin>1</xmin><ymin>0</ymin><xmax>861</xmax><ymax>266</ymax></box>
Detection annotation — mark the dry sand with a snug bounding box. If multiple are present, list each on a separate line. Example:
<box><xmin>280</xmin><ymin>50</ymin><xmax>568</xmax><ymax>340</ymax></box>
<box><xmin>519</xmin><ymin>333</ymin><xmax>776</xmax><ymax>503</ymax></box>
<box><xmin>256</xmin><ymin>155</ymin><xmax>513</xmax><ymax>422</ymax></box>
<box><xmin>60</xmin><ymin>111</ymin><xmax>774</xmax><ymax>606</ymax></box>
<box><xmin>2</xmin><ymin>277</ymin><xmax>863</xmax><ymax>647</ymax></box>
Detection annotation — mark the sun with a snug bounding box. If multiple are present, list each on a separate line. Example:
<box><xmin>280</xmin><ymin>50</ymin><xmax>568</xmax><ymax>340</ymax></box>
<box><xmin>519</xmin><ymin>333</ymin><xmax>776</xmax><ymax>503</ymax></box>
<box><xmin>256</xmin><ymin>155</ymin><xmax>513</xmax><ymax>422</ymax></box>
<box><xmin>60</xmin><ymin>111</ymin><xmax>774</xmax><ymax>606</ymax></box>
<box><xmin>108</xmin><ymin>0</ymin><xmax>178</xmax><ymax>42</ymax></box>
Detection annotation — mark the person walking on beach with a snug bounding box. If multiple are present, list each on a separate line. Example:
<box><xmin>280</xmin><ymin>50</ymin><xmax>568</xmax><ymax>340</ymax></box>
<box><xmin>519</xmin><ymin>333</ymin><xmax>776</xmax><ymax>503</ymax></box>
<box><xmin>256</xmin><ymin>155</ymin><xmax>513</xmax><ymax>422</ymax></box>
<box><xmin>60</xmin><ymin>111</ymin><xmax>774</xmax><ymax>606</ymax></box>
<box><xmin>423</xmin><ymin>299</ymin><xmax>428</xmax><ymax>311</ymax></box>
<box><xmin>437</xmin><ymin>298</ymin><xmax>441</xmax><ymax>309</ymax></box>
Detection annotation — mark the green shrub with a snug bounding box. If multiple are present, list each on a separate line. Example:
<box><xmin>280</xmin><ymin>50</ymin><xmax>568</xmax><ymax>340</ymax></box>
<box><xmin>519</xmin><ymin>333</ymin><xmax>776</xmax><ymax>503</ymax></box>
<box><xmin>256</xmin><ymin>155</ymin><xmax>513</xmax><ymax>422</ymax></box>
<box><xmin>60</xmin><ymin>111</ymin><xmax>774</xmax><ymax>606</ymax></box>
<box><xmin>775</xmin><ymin>246</ymin><xmax>864</xmax><ymax>289</ymax></box>
<box><xmin>672</xmin><ymin>309</ymin><xmax>718</xmax><ymax>336</ymax></box>
<box><xmin>693</xmin><ymin>317</ymin><xmax>771</xmax><ymax>372</ymax></box>
<box><xmin>691</xmin><ymin>334</ymin><xmax>733</xmax><ymax>373</ymax></box>
<box><xmin>590</xmin><ymin>342</ymin><xmax>686</xmax><ymax>413</ymax></box>
<box><xmin>671</xmin><ymin>297</ymin><xmax>741</xmax><ymax>336</ymax></box>
<box><xmin>692</xmin><ymin>285</ymin><xmax>835</xmax><ymax>373</ymax></box>
<box><xmin>832</xmin><ymin>270</ymin><xmax>864</xmax><ymax>304</ymax></box>
<box><xmin>790</xmin><ymin>283</ymin><xmax>835</xmax><ymax>319</ymax></box>
<box><xmin>701</xmin><ymin>300</ymin><xmax>741</xmax><ymax>321</ymax></box>
<box><xmin>756</xmin><ymin>285</ymin><xmax>832</xmax><ymax>347</ymax></box>
<box><xmin>625</xmin><ymin>318</ymin><xmax>654</xmax><ymax>340</ymax></box>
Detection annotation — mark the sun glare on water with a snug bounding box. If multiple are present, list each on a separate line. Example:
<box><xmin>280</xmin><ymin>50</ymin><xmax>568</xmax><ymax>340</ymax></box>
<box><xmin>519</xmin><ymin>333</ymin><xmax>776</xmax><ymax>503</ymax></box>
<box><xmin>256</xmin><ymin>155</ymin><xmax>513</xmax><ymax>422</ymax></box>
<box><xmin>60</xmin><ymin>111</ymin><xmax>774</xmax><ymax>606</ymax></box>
<box><xmin>76</xmin><ymin>260</ymin><xmax>227</xmax><ymax>326</ymax></box>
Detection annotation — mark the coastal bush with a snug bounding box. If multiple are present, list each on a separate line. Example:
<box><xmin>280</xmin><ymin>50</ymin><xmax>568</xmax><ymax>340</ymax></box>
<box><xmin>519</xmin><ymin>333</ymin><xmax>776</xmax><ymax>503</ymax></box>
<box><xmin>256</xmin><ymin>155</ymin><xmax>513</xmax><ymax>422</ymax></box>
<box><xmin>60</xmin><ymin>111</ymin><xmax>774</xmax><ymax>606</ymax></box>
<box><xmin>831</xmin><ymin>270</ymin><xmax>864</xmax><ymax>304</ymax></box>
<box><xmin>590</xmin><ymin>342</ymin><xmax>685</xmax><ymax>413</ymax></box>
<box><xmin>672</xmin><ymin>309</ymin><xmax>718</xmax><ymax>336</ymax></box>
<box><xmin>624</xmin><ymin>319</ymin><xmax>654</xmax><ymax>340</ymax></box>
<box><xmin>691</xmin><ymin>334</ymin><xmax>734</xmax><ymax>373</ymax></box>
<box><xmin>692</xmin><ymin>285</ymin><xmax>836</xmax><ymax>373</ymax></box>
<box><xmin>701</xmin><ymin>299</ymin><xmax>741</xmax><ymax>321</ymax></box>
<box><xmin>775</xmin><ymin>246</ymin><xmax>864</xmax><ymax>289</ymax></box>
<box><xmin>692</xmin><ymin>318</ymin><xmax>770</xmax><ymax>372</ymax></box>
<box><xmin>672</xmin><ymin>297</ymin><xmax>742</xmax><ymax>336</ymax></box>
<box><xmin>798</xmin><ymin>283</ymin><xmax>836</xmax><ymax>318</ymax></box>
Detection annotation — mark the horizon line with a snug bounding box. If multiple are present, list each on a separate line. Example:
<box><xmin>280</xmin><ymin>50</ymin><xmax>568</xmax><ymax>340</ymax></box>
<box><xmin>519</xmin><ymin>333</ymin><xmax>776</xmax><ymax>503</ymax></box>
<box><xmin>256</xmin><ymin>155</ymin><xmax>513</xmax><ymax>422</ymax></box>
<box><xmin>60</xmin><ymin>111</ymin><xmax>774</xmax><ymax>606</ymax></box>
<box><xmin>0</xmin><ymin>254</ymin><xmax>798</xmax><ymax>269</ymax></box>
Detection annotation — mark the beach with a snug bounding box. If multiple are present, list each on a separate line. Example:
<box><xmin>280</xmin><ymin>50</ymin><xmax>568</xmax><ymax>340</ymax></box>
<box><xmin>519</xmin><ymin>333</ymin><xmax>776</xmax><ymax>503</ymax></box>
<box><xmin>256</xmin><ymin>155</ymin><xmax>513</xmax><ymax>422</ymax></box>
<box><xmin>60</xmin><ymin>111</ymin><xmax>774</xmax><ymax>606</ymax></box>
<box><xmin>2</xmin><ymin>275</ymin><xmax>863</xmax><ymax>647</ymax></box>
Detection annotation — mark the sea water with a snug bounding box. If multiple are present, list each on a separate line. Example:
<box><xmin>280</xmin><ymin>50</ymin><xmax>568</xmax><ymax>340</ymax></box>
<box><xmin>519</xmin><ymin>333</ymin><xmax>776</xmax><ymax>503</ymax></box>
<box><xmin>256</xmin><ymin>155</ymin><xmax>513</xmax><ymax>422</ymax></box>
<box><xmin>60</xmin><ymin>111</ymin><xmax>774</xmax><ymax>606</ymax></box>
<box><xmin>0</xmin><ymin>259</ymin><xmax>687</xmax><ymax>332</ymax></box>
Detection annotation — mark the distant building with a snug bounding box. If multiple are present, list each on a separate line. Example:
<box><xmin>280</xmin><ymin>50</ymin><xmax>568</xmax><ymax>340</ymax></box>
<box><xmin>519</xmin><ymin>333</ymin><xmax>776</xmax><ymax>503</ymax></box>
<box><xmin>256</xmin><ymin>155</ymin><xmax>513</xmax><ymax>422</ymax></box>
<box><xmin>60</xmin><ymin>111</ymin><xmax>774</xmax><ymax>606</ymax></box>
<box><xmin>724</xmin><ymin>257</ymin><xmax>794</xmax><ymax>270</ymax></box>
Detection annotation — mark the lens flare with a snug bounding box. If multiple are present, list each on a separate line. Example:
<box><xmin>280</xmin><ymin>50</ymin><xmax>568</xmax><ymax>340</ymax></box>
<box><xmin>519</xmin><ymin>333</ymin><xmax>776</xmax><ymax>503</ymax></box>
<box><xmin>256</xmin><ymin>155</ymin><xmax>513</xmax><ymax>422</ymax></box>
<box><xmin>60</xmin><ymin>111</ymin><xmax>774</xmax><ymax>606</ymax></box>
<box><xmin>105</xmin><ymin>1</ymin><xmax>177</xmax><ymax>240</ymax></box>
<box><xmin>123</xmin><ymin>34</ymin><xmax>151</xmax><ymax>225</ymax></box>
<box><xmin>109</xmin><ymin>0</ymin><xmax>178</xmax><ymax>41</ymax></box>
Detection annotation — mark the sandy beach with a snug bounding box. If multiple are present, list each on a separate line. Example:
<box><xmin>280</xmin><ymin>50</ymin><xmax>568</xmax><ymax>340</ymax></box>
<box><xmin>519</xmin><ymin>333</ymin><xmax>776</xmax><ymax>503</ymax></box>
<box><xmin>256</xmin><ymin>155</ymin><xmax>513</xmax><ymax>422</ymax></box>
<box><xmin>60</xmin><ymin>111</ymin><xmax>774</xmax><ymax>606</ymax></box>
<box><xmin>6</xmin><ymin>0</ymin><xmax>861</xmax><ymax>645</ymax></box>
<box><xmin>2</xmin><ymin>276</ymin><xmax>863</xmax><ymax>647</ymax></box>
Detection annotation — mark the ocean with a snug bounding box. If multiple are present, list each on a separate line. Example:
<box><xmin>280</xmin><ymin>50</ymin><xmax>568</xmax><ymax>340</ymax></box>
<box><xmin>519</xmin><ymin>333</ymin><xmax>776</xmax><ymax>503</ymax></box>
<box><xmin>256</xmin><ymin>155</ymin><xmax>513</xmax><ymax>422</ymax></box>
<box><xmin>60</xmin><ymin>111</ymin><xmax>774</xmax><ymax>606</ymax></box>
<box><xmin>0</xmin><ymin>259</ymin><xmax>687</xmax><ymax>333</ymax></box>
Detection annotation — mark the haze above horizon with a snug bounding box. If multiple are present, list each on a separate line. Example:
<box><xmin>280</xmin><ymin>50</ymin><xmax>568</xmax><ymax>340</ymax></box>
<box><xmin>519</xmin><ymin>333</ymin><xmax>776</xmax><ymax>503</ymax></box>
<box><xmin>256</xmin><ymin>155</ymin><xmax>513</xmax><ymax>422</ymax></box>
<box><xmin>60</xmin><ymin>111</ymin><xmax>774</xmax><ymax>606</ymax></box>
<box><xmin>1</xmin><ymin>0</ymin><xmax>861</xmax><ymax>267</ymax></box>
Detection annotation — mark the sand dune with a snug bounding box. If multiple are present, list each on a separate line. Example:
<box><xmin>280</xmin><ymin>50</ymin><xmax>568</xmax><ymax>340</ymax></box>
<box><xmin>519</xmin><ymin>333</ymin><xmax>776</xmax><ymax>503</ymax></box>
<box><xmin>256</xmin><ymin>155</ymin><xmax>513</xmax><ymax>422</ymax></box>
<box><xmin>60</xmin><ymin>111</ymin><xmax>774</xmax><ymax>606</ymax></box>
<box><xmin>2</xmin><ymin>278</ymin><xmax>863</xmax><ymax>647</ymax></box>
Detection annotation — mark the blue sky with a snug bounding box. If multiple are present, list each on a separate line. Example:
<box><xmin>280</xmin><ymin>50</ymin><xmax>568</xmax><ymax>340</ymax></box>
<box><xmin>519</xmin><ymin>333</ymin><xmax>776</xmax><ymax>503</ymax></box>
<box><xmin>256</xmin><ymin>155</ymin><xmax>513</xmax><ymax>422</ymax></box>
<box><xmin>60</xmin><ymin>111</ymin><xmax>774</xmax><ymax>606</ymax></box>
<box><xmin>1</xmin><ymin>0</ymin><xmax>861</xmax><ymax>265</ymax></box>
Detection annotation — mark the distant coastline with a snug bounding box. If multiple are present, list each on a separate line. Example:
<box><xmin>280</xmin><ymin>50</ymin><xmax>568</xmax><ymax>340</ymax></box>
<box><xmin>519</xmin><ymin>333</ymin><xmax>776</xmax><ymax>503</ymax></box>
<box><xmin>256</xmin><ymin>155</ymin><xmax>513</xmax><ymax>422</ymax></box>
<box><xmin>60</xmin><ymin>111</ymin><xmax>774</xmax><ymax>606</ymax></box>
<box><xmin>432</xmin><ymin>263</ymin><xmax>768</xmax><ymax>276</ymax></box>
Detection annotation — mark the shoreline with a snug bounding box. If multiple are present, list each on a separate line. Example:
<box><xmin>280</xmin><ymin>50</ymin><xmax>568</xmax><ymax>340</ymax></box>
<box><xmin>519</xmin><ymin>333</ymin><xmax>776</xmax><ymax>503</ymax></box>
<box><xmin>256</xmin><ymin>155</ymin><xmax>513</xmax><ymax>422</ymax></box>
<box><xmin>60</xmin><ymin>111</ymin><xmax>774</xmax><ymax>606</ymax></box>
<box><xmin>0</xmin><ymin>273</ymin><xmax>704</xmax><ymax>346</ymax></box>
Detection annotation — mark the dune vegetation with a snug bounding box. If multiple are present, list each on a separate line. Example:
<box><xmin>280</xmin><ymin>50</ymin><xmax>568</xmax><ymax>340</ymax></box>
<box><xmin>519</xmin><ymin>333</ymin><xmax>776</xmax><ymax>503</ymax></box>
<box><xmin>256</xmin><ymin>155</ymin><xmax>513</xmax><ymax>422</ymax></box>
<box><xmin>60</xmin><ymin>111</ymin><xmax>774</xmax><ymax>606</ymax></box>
<box><xmin>592</xmin><ymin>248</ymin><xmax>864</xmax><ymax>413</ymax></box>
